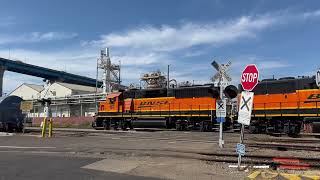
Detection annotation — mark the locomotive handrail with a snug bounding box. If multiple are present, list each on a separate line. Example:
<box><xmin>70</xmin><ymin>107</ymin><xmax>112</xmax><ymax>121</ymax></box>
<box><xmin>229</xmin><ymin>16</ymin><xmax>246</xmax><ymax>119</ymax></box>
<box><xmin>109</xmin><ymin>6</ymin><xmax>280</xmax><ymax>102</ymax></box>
<box><xmin>253</xmin><ymin>100</ymin><xmax>319</xmax><ymax>117</ymax></box>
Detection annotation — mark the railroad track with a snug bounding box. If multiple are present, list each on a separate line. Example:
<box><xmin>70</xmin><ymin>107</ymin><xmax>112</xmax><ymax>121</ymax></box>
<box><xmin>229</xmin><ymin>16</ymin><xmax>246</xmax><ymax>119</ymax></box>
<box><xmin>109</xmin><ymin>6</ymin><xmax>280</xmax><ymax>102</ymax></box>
<box><xmin>248</xmin><ymin>142</ymin><xmax>320</xmax><ymax>151</ymax></box>
<box><xmin>251</xmin><ymin>137</ymin><xmax>320</xmax><ymax>144</ymax></box>
<box><xmin>82</xmin><ymin>147</ymin><xmax>320</xmax><ymax>169</ymax></box>
<box><xmin>199</xmin><ymin>152</ymin><xmax>320</xmax><ymax>169</ymax></box>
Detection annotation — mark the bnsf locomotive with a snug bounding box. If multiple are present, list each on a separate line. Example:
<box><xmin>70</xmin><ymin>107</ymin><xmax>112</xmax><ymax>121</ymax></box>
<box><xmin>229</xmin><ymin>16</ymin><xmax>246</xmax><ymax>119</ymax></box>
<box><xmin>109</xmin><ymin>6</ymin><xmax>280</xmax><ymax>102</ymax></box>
<box><xmin>94</xmin><ymin>75</ymin><xmax>320</xmax><ymax>135</ymax></box>
<box><xmin>246</xmin><ymin>76</ymin><xmax>320</xmax><ymax>135</ymax></box>
<box><xmin>93</xmin><ymin>85</ymin><xmax>238</xmax><ymax>131</ymax></box>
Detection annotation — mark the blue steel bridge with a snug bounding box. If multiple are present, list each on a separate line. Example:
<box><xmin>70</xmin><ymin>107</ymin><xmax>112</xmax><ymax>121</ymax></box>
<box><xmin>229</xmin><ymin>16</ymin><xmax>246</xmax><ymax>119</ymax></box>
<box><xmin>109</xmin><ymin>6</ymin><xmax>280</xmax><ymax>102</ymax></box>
<box><xmin>0</xmin><ymin>57</ymin><xmax>103</xmax><ymax>96</ymax></box>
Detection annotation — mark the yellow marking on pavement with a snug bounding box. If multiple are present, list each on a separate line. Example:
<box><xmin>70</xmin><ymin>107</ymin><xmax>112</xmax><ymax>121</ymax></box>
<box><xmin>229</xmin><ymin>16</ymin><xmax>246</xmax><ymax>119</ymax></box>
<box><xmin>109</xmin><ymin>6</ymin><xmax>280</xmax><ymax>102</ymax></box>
<box><xmin>301</xmin><ymin>175</ymin><xmax>320</xmax><ymax>180</ymax></box>
<box><xmin>281</xmin><ymin>173</ymin><xmax>301</xmax><ymax>180</ymax></box>
<box><xmin>260</xmin><ymin>171</ymin><xmax>279</xmax><ymax>179</ymax></box>
<box><xmin>246</xmin><ymin>170</ymin><xmax>261</xmax><ymax>179</ymax></box>
<box><xmin>246</xmin><ymin>170</ymin><xmax>320</xmax><ymax>180</ymax></box>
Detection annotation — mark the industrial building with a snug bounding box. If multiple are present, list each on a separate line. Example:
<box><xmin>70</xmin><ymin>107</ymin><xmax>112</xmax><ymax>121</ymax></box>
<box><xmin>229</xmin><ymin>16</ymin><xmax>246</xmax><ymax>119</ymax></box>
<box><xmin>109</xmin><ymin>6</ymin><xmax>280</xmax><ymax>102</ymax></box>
<box><xmin>6</xmin><ymin>48</ymin><xmax>125</xmax><ymax>120</ymax></box>
<box><xmin>9</xmin><ymin>82</ymin><xmax>103</xmax><ymax>118</ymax></box>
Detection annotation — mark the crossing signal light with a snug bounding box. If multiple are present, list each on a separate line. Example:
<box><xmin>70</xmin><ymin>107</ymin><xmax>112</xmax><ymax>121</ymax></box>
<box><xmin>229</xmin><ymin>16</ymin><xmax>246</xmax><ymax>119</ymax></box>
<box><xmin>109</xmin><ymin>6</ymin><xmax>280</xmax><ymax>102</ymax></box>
<box><xmin>208</xmin><ymin>85</ymin><xmax>238</xmax><ymax>99</ymax></box>
<box><xmin>223</xmin><ymin>85</ymin><xmax>238</xmax><ymax>99</ymax></box>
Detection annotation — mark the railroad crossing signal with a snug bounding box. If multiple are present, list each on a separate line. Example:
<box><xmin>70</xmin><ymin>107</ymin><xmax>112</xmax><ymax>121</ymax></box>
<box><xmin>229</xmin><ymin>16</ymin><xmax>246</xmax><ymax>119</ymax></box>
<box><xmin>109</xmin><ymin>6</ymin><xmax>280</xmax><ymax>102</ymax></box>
<box><xmin>241</xmin><ymin>64</ymin><xmax>259</xmax><ymax>91</ymax></box>
<box><xmin>316</xmin><ymin>69</ymin><xmax>320</xmax><ymax>87</ymax></box>
<box><xmin>212</xmin><ymin>61</ymin><xmax>232</xmax><ymax>82</ymax></box>
<box><xmin>211</xmin><ymin>60</ymin><xmax>232</xmax><ymax>149</ymax></box>
<box><xmin>238</xmin><ymin>91</ymin><xmax>254</xmax><ymax>126</ymax></box>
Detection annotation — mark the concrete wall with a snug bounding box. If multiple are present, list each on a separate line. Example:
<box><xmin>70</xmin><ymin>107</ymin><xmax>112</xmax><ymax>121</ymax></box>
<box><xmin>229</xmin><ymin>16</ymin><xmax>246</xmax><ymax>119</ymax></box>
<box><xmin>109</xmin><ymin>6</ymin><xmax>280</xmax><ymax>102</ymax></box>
<box><xmin>10</xmin><ymin>85</ymin><xmax>39</xmax><ymax>100</ymax></box>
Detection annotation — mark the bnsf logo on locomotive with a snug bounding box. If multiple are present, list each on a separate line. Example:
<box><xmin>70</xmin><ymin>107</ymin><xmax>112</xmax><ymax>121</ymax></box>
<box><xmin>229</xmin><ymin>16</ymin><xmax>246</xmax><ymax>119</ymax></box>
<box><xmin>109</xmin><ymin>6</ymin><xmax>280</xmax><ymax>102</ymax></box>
<box><xmin>305</xmin><ymin>94</ymin><xmax>320</xmax><ymax>102</ymax></box>
<box><xmin>138</xmin><ymin>100</ymin><xmax>169</xmax><ymax>108</ymax></box>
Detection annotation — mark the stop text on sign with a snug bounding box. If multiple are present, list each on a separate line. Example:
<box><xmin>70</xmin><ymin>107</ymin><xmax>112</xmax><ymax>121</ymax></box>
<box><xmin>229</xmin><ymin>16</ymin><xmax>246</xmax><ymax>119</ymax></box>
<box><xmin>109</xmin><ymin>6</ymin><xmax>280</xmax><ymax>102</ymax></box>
<box><xmin>241</xmin><ymin>73</ymin><xmax>258</xmax><ymax>82</ymax></box>
<box><xmin>241</xmin><ymin>64</ymin><xmax>259</xmax><ymax>91</ymax></box>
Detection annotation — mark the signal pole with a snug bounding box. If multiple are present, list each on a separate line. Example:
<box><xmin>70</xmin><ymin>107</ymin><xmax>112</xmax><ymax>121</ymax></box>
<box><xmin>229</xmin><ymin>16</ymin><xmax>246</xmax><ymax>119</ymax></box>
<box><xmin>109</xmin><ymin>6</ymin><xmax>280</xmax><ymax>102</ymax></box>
<box><xmin>218</xmin><ymin>73</ymin><xmax>224</xmax><ymax>148</ymax></box>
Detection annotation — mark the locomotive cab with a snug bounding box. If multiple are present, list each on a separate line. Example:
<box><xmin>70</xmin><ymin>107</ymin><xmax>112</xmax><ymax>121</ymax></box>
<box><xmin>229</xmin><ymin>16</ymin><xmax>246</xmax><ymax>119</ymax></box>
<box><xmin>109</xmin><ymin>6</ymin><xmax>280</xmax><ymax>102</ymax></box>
<box><xmin>99</xmin><ymin>92</ymin><xmax>123</xmax><ymax>113</ymax></box>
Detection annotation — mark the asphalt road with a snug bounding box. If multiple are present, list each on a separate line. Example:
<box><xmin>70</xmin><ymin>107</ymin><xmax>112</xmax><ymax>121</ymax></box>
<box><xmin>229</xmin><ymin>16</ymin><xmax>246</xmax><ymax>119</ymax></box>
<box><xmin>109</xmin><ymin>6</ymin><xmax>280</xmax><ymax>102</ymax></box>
<box><xmin>0</xmin><ymin>151</ymin><xmax>161</xmax><ymax>180</ymax></box>
<box><xmin>1</xmin><ymin>130</ymin><xmax>318</xmax><ymax>179</ymax></box>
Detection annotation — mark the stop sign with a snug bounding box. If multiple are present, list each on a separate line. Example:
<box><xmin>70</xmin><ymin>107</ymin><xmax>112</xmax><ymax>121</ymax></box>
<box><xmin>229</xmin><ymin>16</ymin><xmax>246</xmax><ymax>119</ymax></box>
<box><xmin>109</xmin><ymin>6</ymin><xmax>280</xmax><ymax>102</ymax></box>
<box><xmin>241</xmin><ymin>64</ymin><xmax>259</xmax><ymax>91</ymax></box>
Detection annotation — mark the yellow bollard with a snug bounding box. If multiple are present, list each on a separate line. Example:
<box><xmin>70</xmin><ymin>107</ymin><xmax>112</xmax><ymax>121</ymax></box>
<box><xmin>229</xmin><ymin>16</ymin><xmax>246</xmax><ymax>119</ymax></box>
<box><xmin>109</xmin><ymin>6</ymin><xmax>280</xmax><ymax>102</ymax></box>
<box><xmin>48</xmin><ymin>118</ymin><xmax>53</xmax><ymax>138</ymax></box>
<box><xmin>41</xmin><ymin>117</ymin><xmax>47</xmax><ymax>138</ymax></box>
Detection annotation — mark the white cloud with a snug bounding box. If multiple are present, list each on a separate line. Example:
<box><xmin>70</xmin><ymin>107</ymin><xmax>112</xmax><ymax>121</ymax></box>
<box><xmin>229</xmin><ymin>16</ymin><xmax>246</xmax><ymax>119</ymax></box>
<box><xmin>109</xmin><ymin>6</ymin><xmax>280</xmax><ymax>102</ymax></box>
<box><xmin>183</xmin><ymin>50</ymin><xmax>207</xmax><ymax>57</ymax></box>
<box><xmin>86</xmin><ymin>9</ymin><xmax>320</xmax><ymax>53</ymax></box>
<box><xmin>90</xmin><ymin>15</ymin><xmax>276</xmax><ymax>52</ymax></box>
<box><xmin>114</xmin><ymin>53</ymin><xmax>170</xmax><ymax>66</ymax></box>
<box><xmin>2</xmin><ymin>9</ymin><xmax>320</xmax><ymax>92</ymax></box>
<box><xmin>303</xmin><ymin>9</ymin><xmax>320</xmax><ymax>18</ymax></box>
<box><xmin>257</xmin><ymin>61</ymin><xmax>291</xmax><ymax>69</ymax></box>
<box><xmin>0</xmin><ymin>48</ymin><xmax>96</xmax><ymax>75</ymax></box>
<box><xmin>0</xmin><ymin>32</ymin><xmax>78</xmax><ymax>44</ymax></box>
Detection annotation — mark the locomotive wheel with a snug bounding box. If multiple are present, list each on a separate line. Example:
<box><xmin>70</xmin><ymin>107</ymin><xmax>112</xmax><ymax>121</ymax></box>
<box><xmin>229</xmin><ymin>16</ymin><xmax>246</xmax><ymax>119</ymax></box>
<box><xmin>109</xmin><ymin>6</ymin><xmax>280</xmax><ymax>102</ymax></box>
<box><xmin>113</xmin><ymin>121</ymin><xmax>119</xmax><ymax>130</ymax></box>
<box><xmin>200</xmin><ymin>121</ymin><xmax>212</xmax><ymax>132</ymax></box>
<box><xmin>121</xmin><ymin>121</ymin><xmax>128</xmax><ymax>131</ymax></box>
<box><xmin>176</xmin><ymin>120</ymin><xmax>188</xmax><ymax>131</ymax></box>
<box><xmin>200</xmin><ymin>121</ymin><xmax>205</xmax><ymax>132</ymax></box>
<box><xmin>249</xmin><ymin>125</ymin><xmax>257</xmax><ymax>134</ymax></box>
<box><xmin>16</xmin><ymin>122</ymin><xmax>23</xmax><ymax>132</ymax></box>
<box><xmin>175</xmin><ymin>123</ymin><xmax>182</xmax><ymax>131</ymax></box>
<box><xmin>165</xmin><ymin>119</ymin><xmax>172</xmax><ymax>129</ymax></box>
<box><xmin>103</xmin><ymin>120</ymin><xmax>111</xmax><ymax>130</ymax></box>
<box><xmin>5</xmin><ymin>123</ymin><xmax>12</xmax><ymax>133</ymax></box>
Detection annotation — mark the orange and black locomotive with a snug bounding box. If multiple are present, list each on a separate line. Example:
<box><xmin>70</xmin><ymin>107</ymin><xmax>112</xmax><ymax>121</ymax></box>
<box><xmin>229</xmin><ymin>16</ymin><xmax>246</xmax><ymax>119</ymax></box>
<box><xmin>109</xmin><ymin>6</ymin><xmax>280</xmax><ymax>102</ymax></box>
<box><xmin>246</xmin><ymin>76</ymin><xmax>320</xmax><ymax>135</ymax></box>
<box><xmin>93</xmin><ymin>85</ymin><xmax>238</xmax><ymax>131</ymax></box>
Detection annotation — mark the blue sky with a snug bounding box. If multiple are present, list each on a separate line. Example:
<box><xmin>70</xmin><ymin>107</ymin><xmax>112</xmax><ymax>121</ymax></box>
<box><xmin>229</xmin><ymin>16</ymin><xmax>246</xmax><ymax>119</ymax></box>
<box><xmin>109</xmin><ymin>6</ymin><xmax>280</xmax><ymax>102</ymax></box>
<box><xmin>1</xmin><ymin>0</ymin><xmax>320</xmax><ymax>93</ymax></box>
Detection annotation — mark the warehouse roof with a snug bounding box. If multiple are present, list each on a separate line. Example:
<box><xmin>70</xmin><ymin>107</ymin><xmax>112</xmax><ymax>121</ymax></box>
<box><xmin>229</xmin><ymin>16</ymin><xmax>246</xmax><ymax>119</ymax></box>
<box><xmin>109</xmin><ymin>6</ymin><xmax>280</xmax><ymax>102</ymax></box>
<box><xmin>25</xmin><ymin>84</ymin><xmax>44</xmax><ymax>92</ymax></box>
<box><xmin>56</xmin><ymin>82</ymin><xmax>98</xmax><ymax>92</ymax></box>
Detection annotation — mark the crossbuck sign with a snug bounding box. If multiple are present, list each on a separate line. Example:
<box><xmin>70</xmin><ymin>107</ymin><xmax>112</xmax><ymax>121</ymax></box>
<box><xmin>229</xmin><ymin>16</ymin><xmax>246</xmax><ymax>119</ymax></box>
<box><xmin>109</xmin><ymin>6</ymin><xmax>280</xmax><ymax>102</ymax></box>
<box><xmin>216</xmin><ymin>99</ymin><xmax>227</xmax><ymax>117</ymax></box>
<box><xmin>238</xmin><ymin>91</ymin><xmax>254</xmax><ymax>125</ymax></box>
<box><xmin>211</xmin><ymin>61</ymin><xmax>232</xmax><ymax>84</ymax></box>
